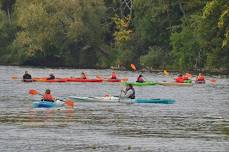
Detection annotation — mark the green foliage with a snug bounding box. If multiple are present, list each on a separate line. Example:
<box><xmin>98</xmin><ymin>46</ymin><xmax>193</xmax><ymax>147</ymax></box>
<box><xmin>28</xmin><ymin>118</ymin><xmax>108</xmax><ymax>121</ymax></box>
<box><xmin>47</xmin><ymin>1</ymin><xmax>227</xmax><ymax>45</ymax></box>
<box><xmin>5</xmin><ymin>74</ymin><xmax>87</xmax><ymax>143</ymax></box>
<box><xmin>0</xmin><ymin>9</ymin><xmax>17</xmax><ymax>64</ymax></box>
<box><xmin>0</xmin><ymin>0</ymin><xmax>227</xmax><ymax>72</ymax></box>
<box><xmin>140</xmin><ymin>46</ymin><xmax>165</xmax><ymax>68</ymax></box>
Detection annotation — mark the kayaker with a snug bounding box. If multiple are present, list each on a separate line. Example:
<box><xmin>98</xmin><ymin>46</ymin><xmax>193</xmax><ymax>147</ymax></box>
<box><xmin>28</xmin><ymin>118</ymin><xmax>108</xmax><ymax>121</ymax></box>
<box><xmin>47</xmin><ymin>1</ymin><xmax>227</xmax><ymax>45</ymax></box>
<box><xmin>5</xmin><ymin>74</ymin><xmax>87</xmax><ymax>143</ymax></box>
<box><xmin>196</xmin><ymin>73</ymin><xmax>205</xmax><ymax>81</ymax></box>
<box><xmin>182</xmin><ymin>73</ymin><xmax>192</xmax><ymax>81</ymax></box>
<box><xmin>42</xmin><ymin>89</ymin><xmax>55</xmax><ymax>102</ymax></box>
<box><xmin>47</xmin><ymin>73</ymin><xmax>55</xmax><ymax>80</ymax></box>
<box><xmin>80</xmin><ymin>72</ymin><xmax>87</xmax><ymax>79</ymax></box>
<box><xmin>23</xmin><ymin>71</ymin><xmax>32</xmax><ymax>81</ymax></box>
<box><xmin>175</xmin><ymin>74</ymin><xmax>184</xmax><ymax>83</ymax></box>
<box><xmin>111</xmin><ymin>71</ymin><xmax>117</xmax><ymax>79</ymax></box>
<box><xmin>121</xmin><ymin>84</ymin><xmax>135</xmax><ymax>99</ymax></box>
<box><xmin>136</xmin><ymin>74</ymin><xmax>144</xmax><ymax>83</ymax></box>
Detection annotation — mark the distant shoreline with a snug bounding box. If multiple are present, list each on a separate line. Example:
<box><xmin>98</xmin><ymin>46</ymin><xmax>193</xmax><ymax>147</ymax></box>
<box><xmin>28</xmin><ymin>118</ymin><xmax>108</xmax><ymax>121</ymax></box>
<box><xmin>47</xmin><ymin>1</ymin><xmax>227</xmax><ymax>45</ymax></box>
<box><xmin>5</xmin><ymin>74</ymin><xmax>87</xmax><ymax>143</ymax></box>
<box><xmin>1</xmin><ymin>64</ymin><xmax>228</xmax><ymax>75</ymax></box>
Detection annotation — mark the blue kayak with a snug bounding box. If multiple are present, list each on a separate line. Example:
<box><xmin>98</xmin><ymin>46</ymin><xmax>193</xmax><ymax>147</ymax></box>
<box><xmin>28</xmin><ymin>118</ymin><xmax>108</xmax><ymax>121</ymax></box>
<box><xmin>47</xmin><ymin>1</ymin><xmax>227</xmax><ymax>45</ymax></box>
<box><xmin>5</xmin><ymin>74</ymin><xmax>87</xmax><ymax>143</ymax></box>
<box><xmin>32</xmin><ymin>100</ymin><xmax>65</xmax><ymax>108</ymax></box>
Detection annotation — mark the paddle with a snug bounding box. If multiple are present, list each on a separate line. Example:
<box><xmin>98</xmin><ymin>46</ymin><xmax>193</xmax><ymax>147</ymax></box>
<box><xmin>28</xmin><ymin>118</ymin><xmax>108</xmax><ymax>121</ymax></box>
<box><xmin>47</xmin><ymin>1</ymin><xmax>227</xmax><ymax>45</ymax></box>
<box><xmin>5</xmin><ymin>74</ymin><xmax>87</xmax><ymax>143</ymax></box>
<box><xmin>163</xmin><ymin>69</ymin><xmax>169</xmax><ymax>76</ymax></box>
<box><xmin>11</xmin><ymin>75</ymin><xmax>18</xmax><ymax>80</ymax></box>
<box><xmin>130</xmin><ymin>64</ymin><xmax>137</xmax><ymax>71</ymax></box>
<box><xmin>28</xmin><ymin>89</ymin><xmax>74</xmax><ymax>107</ymax></box>
<box><xmin>130</xmin><ymin>63</ymin><xmax>150</xmax><ymax>82</ymax></box>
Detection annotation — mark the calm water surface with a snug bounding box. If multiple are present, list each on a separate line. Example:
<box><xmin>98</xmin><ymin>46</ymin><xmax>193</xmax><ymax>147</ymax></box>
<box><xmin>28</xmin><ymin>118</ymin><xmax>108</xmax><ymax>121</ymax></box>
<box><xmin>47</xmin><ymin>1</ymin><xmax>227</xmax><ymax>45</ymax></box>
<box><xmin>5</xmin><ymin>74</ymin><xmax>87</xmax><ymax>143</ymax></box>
<box><xmin>0</xmin><ymin>66</ymin><xmax>228</xmax><ymax>152</ymax></box>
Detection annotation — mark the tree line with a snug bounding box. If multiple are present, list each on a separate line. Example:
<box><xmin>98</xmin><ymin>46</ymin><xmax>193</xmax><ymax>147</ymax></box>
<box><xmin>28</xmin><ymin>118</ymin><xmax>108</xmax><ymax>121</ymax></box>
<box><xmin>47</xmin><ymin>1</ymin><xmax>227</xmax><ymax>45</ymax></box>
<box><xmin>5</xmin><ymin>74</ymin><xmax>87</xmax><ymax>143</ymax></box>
<box><xmin>0</xmin><ymin>0</ymin><xmax>228</xmax><ymax>72</ymax></box>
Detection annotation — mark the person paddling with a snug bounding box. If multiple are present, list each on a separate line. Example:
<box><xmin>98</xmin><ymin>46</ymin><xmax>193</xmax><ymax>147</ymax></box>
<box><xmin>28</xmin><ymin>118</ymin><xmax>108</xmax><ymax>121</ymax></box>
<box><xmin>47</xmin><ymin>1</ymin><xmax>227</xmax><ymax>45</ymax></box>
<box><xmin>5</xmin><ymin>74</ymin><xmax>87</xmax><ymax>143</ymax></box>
<box><xmin>23</xmin><ymin>71</ymin><xmax>32</xmax><ymax>81</ymax></box>
<box><xmin>136</xmin><ymin>74</ymin><xmax>144</xmax><ymax>83</ymax></box>
<box><xmin>47</xmin><ymin>73</ymin><xmax>55</xmax><ymax>80</ymax></box>
<box><xmin>42</xmin><ymin>89</ymin><xmax>55</xmax><ymax>102</ymax></box>
<box><xmin>175</xmin><ymin>74</ymin><xmax>184</xmax><ymax>83</ymax></box>
<box><xmin>111</xmin><ymin>71</ymin><xmax>117</xmax><ymax>79</ymax></box>
<box><xmin>196</xmin><ymin>73</ymin><xmax>205</xmax><ymax>82</ymax></box>
<box><xmin>121</xmin><ymin>84</ymin><xmax>135</xmax><ymax>99</ymax></box>
<box><xmin>80</xmin><ymin>72</ymin><xmax>87</xmax><ymax>79</ymax></box>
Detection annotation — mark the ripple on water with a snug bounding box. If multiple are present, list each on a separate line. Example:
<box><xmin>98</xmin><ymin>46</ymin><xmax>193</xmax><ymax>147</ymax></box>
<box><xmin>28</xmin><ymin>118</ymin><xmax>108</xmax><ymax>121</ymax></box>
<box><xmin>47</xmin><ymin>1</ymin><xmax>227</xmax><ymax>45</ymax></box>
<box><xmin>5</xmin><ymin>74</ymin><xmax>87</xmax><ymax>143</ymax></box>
<box><xmin>0</xmin><ymin>66</ymin><xmax>229</xmax><ymax>151</ymax></box>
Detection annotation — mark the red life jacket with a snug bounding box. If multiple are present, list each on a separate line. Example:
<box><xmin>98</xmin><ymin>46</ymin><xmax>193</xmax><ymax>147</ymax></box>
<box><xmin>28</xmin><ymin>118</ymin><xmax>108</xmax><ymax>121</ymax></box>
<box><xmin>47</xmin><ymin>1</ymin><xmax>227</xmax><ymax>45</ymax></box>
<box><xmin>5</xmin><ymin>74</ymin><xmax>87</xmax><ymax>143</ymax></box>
<box><xmin>111</xmin><ymin>73</ymin><xmax>117</xmax><ymax>79</ymax></box>
<box><xmin>137</xmin><ymin>77</ymin><xmax>144</xmax><ymax>82</ymax></box>
<box><xmin>197</xmin><ymin>76</ymin><xmax>205</xmax><ymax>81</ymax></box>
<box><xmin>81</xmin><ymin>75</ymin><xmax>87</xmax><ymax>79</ymax></box>
<box><xmin>42</xmin><ymin>93</ymin><xmax>54</xmax><ymax>101</ymax></box>
<box><xmin>182</xmin><ymin>76</ymin><xmax>189</xmax><ymax>80</ymax></box>
<box><xmin>176</xmin><ymin>77</ymin><xmax>184</xmax><ymax>83</ymax></box>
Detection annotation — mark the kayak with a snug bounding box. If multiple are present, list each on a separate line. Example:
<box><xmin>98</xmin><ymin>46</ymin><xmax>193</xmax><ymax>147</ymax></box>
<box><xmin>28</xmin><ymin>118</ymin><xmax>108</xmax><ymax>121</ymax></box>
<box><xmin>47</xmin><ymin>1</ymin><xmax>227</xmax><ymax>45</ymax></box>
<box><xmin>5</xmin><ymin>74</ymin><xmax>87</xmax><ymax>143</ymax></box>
<box><xmin>102</xmin><ymin>78</ymin><xmax>128</xmax><ymax>82</ymax></box>
<box><xmin>122</xmin><ymin>81</ymin><xmax>157</xmax><ymax>86</ymax></box>
<box><xmin>33</xmin><ymin>78</ymin><xmax>66</xmax><ymax>82</ymax></box>
<box><xmin>32</xmin><ymin>100</ymin><xmax>65</xmax><ymax>108</ymax></box>
<box><xmin>195</xmin><ymin>80</ymin><xmax>205</xmax><ymax>84</ymax></box>
<box><xmin>69</xmin><ymin>96</ymin><xmax>120</xmax><ymax>102</ymax></box>
<box><xmin>22</xmin><ymin>79</ymin><xmax>33</xmax><ymax>82</ymax></box>
<box><xmin>184</xmin><ymin>79</ymin><xmax>192</xmax><ymax>83</ymax></box>
<box><xmin>134</xmin><ymin>98</ymin><xmax>175</xmax><ymax>104</ymax></box>
<box><xmin>65</xmin><ymin>78</ymin><xmax>103</xmax><ymax>82</ymax></box>
<box><xmin>69</xmin><ymin>96</ymin><xmax>175</xmax><ymax>104</ymax></box>
<box><xmin>157</xmin><ymin>82</ymin><xmax>193</xmax><ymax>86</ymax></box>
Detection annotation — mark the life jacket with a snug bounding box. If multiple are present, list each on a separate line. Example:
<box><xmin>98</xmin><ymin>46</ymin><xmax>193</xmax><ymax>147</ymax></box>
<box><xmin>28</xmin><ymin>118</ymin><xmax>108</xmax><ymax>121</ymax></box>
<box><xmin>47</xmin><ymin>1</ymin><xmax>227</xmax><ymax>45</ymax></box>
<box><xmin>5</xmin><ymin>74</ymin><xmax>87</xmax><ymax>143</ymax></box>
<box><xmin>176</xmin><ymin>77</ymin><xmax>184</xmax><ymax>83</ymax></box>
<box><xmin>197</xmin><ymin>75</ymin><xmax>205</xmax><ymax>81</ymax></box>
<box><xmin>182</xmin><ymin>76</ymin><xmax>189</xmax><ymax>80</ymax></box>
<box><xmin>47</xmin><ymin>75</ymin><xmax>55</xmax><ymax>80</ymax></box>
<box><xmin>126</xmin><ymin>88</ymin><xmax>135</xmax><ymax>99</ymax></box>
<box><xmin>136</xmin><ymin>76</ymin><xmax>144</xmax><ymax>82</ymax></box>
<box><xmin>42</xmin><ymin>93</ymin><xmax>54</xmax><ymax>101</ymax></box>
<box><xmin>111</xmin><ymin>73</ymin><xmax>117</xmax><ymax>79</ymax></box>
<box><xmin>23</xmin><ymin>74</ymin><xmax>32</xmax><ymax>80</ymax></box>
<box><xmin>81</xmin><ymin>75</ymin><xmax>87</xmax><ymax>79</ymax></box>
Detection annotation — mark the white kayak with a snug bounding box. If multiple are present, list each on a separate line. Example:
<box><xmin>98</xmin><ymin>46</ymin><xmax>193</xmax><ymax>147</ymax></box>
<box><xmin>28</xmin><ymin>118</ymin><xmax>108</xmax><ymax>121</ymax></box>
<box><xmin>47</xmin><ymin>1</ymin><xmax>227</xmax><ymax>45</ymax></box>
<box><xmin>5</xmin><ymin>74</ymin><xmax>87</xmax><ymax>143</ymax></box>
<box><xmin>69</xmin><ymin>96</ymin><xmax>175</xmax><ymax>104</ymax></box>
<box><xmin>69</xmin><ymin>96</ymin><xmax>120</xmax><ymax>102</ymax></box>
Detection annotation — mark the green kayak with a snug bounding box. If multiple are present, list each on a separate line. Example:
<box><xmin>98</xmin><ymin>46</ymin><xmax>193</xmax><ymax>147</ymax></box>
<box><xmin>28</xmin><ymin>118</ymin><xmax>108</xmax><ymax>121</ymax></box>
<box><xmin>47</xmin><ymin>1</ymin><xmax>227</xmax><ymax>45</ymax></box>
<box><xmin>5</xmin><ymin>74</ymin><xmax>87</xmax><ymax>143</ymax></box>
<box><xmin>122</xmin><ymin>81</ymin><xmax>157</xmax><ymax>86</ymax></box>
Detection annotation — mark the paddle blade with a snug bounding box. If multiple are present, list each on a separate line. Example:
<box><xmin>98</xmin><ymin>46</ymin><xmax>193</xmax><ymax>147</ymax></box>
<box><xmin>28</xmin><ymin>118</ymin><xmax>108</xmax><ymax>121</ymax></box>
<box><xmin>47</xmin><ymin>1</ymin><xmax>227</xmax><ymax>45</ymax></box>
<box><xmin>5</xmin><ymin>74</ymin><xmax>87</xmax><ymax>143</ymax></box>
<box><xmin>210</xmin><ymin>79</ymin><xmax>216</xmax><ymax>85</ymax></box>
<box><xmin>130</xmin><ymin>64</ymin><xmax>137</xmax><ymax>71</ymax></box>
<box><xmin>11</xmin><ymin>75</ymin><xmax>17</xmax><ymax>80</ymax></box>
<box><xmin>29</xmin><ymin>89</ymin><xmax>39</xmax><ymax>95</ymax></box>
<box><xmin>163</xmin><ymin>70</ymin><xmax>169</xmax><ymax>76</ymax></box>
<box><xmin>65</xmin><ymin>99</ymin><xmax>74</xmax><ymax>107</ymax></box>
<box><xmin>96</xmin><ymin>75</ymin><xmax>103</xmax><ymax>80</ymax></box>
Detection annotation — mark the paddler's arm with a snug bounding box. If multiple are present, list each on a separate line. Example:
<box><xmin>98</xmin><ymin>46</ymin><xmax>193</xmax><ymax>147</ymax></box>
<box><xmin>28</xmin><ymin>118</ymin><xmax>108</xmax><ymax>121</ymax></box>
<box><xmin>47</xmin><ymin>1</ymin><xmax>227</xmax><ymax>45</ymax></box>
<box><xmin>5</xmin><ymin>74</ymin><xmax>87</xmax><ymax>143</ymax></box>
<box><xmin>120</xmin><ymin>89</ymin><xmax>133</xmax><ymax>99</ymax></box>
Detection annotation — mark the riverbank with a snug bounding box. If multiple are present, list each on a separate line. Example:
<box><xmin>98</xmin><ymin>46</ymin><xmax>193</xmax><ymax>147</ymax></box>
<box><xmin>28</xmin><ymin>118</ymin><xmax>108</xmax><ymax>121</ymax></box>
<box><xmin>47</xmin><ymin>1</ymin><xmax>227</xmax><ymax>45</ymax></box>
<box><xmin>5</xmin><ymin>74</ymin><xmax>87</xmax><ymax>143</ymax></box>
<box><xmin>0</xmin><ymin>64</ymin><xmax>228</xmax><ymax>75</ymax></box>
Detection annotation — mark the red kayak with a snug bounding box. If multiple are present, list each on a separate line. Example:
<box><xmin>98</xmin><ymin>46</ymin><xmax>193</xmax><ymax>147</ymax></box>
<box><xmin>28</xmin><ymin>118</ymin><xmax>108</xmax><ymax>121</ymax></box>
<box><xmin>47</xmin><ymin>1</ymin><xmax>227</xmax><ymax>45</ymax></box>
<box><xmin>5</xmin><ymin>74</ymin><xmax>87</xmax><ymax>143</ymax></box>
<box><xmin>65</xmin><ymin>78</ymin><xmax>103</xmax><ymax>82</ymax></box>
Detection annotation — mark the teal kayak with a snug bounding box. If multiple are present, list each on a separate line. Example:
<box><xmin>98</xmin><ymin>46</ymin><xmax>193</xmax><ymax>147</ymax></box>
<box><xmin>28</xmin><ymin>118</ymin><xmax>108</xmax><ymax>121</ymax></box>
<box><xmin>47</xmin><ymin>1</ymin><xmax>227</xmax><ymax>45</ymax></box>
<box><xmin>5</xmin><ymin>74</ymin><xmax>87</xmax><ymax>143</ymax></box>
<box><xmin>69</xmin><ymin>96</ymin><xmax>175</xmax><ymax>104</ymax></box>
<box><xmin>32</xmin><ymin>100</ymin><xmax>65</xmax><ymax>108</ymax></box>
<box><xmin>134</xmin><ymin>98</ymin><xmax>175</xmax><ymax>104</ymax></box>
<box><xmin>122</xmin><ymin>81</ymin><xmax>157</xmax><ymax>86</ymax></box>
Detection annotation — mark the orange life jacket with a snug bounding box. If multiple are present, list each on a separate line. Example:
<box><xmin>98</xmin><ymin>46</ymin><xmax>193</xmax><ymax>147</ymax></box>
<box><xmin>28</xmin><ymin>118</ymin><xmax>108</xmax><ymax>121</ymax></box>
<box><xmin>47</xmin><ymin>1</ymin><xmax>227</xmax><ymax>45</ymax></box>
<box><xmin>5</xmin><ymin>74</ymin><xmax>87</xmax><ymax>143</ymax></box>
<box><xmin>42</xmin><ymin>93</ymin><xmax>54</xmax><ymax>101</ymax></box>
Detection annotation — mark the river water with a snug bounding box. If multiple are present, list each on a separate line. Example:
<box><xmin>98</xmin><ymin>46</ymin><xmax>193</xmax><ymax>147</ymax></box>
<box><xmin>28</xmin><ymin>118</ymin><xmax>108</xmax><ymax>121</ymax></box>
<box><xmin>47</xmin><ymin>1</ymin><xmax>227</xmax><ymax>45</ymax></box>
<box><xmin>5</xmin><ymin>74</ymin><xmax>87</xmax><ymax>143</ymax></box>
<box><xmin>0</xmin><ymin>66</ymin><xmax>228</xmax><ymax>152</ymax></box>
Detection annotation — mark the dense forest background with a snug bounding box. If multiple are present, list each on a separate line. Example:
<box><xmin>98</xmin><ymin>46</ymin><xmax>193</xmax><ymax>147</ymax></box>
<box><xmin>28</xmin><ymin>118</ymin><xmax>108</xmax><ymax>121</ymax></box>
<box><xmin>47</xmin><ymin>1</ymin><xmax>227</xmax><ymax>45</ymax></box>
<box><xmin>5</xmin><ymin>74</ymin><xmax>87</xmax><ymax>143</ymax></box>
<box><xmin>0</xmin><ymin>0</ymin><xmax>228</xmax><ymax>72</ymax></box>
